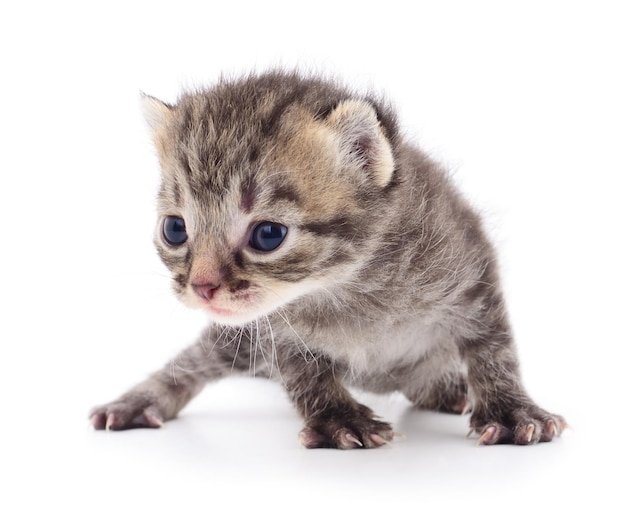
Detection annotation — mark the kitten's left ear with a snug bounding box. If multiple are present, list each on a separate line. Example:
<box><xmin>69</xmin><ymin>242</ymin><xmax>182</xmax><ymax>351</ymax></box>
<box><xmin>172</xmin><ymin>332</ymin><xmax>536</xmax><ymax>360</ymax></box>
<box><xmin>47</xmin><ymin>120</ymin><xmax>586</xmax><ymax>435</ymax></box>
<box><xmin>326</xmin><ymin>100</ymin><xmax>395</xmax><ymax>188</ymax></box>
<box><xmin>140</xmin><ymin>93</ymin><xmax>172</xmax><ymax>133</ymax></box>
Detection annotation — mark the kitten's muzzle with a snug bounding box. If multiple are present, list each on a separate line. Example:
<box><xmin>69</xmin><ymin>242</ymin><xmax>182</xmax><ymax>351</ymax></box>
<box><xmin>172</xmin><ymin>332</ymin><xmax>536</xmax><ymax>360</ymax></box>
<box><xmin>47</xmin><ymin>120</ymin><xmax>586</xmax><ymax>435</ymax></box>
<box><xmin>191</xmin><ymin>281</ymin><xmax>220</xmax><ymax>301</ymax></box>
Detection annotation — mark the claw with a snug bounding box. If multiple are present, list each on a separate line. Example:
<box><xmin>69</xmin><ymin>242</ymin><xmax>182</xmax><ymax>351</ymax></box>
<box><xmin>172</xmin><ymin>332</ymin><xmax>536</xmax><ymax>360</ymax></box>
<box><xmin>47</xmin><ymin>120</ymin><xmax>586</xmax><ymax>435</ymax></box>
<box><xmin>105</xmin><ymin>413</ymin><xmax>115</xmax><ymax>431</ymax></box>
<box><xmin>344</xmin><ymin>433</ymin><xmax>364</xmax><ymax>447</ymax></box>
<box><xmin>477</xmin><ymin>425</ymin><xmax>497</xmax><ymax>445</ymax></box>
<box><xmin>89</xmin><ymin>414</ymin><xmax>103</xmax><ymax>430</ymax></box>
<box><xmin>466</xmin><ymin>428</ymin><xmax>475</xmax><ymax>439</ymax></box>
<box><xmin>393</xmin><ymin>432</ymin><xmax>407</xmax><ymax>440</ymax></box>
<box><xmin>546</xmin><ymin>420</ymin><xmax>558</xmax><ymax>438</ymax></box>
<box><xmin>525</xmin><ymin>423</ymin><xmax>536</xmax><ymax>443</ymax></box>
<box><xmin>370</xmin><ymin>434</ymin><xmax>391</xmax><ymax>446</ymax></box>
<box><xmin>142</xmin><ymin>411</ymin><xmax>164</xmax><ymax>428</ymax></box>
<box><xmin>147</xmin><ymin>416</ymin><xmax>164</xmax><ymax>428</ymax></box>
<box><xmin>299</xmin><ymin>427</ymin><xmax>329</xmax><ymax>449</ymax></box>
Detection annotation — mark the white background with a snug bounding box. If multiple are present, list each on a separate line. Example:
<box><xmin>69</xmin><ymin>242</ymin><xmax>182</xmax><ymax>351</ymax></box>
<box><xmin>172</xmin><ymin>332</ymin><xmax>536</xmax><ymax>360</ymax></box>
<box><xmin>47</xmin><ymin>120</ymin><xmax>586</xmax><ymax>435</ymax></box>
<box><xmin>1</xmin><ymin>1</ymin><xmax>624</xmax><ymax>519</ymax></box>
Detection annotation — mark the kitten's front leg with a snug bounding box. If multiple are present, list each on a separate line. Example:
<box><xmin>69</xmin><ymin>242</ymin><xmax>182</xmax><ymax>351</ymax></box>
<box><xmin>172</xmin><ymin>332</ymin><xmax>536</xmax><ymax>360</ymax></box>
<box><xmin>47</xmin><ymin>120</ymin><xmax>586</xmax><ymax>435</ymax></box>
<box><xmin>284</xmin><ymin>355</ymin><xmax>394</xmax><ymax>449</ymax></box>
<box><xmin>89</xmin><ymin>326</ymin><xmax>248</xmax><ymax>430</ymax></box>
<box><xmin>461</xmin><ymin>306</ymin><xmax>566</xmax><ymax>445</ymax></box>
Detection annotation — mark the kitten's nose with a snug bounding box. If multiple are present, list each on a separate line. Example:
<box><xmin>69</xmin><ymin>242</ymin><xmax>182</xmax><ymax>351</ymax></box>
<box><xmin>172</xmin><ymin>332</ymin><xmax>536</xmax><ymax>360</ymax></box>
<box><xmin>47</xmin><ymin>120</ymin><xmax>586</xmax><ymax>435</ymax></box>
<box><xmin>191</xmin><ymin>281</ymin><xmax>221</xmax><ymax>301</ymax></box>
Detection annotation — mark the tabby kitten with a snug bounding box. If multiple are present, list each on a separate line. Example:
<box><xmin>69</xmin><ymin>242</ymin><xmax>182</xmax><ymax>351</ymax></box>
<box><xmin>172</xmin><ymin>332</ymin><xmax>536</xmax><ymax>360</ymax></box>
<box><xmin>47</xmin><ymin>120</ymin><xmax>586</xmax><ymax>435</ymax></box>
<box><xmin>90</xmin><ymin>71</ymin><xmax>565</xmax><ymax>448</ymax></box>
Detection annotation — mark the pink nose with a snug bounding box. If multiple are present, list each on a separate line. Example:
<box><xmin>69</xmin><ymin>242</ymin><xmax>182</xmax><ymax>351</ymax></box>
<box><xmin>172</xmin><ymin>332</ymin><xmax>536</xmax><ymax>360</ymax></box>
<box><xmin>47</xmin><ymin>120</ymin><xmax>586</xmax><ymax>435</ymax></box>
<box><xmin>191</xmin><ymin>282</ymin><xmax>220</xmax><ymax>301</ymax></box>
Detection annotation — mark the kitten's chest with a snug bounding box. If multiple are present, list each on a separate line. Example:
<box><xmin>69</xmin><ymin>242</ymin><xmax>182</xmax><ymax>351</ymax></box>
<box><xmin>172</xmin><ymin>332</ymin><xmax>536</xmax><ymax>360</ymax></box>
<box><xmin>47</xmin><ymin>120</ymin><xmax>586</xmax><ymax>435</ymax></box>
<box><xmin>294</xmin><ymin>311</ymin><xmax>452</xmax><ymax>376</ymax></box>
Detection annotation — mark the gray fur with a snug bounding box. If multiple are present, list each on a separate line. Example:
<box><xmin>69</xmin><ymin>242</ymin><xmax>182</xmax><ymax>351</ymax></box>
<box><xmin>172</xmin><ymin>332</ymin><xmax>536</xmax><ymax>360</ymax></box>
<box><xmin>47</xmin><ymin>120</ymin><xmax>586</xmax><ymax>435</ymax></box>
<box><xmin>90</xmin><ymin>70</ymin><xmax>565</xmax><ymax>448</ymax></box>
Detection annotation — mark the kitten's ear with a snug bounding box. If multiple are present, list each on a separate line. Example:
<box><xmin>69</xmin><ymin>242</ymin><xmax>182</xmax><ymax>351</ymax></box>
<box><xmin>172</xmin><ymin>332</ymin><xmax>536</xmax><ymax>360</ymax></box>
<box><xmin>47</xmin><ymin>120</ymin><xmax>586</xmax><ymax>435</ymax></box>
<box><xmin>140</xmin><ymin>93</ymin><xmax>172</xmax><ymax>133</ymax></box>
<box><xmin>326</xmin><ymin>100</ymin><xmax>395</xmax><ymax>188</ymax></box>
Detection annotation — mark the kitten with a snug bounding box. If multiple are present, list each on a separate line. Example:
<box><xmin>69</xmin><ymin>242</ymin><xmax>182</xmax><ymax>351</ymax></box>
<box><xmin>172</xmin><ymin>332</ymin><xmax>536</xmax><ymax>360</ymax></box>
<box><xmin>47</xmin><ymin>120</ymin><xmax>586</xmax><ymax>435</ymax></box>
<box><xmin>90</xmin><ymin>70</ymin><xmax>566</xmax><ymax>448</ymax></box>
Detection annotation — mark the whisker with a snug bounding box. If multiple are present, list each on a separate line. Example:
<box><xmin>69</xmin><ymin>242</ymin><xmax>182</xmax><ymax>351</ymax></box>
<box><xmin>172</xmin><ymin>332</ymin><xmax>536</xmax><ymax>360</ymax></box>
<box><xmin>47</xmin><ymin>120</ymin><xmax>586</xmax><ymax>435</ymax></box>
<box><xmin>273</xmin><ymin>308</ymin><xmax>319</xmax><ymax>364</ymax></box>
<box><xmin>231</xmin><ymin>326</ymin><xmax>245</xmax><ymax>372</ymax></box>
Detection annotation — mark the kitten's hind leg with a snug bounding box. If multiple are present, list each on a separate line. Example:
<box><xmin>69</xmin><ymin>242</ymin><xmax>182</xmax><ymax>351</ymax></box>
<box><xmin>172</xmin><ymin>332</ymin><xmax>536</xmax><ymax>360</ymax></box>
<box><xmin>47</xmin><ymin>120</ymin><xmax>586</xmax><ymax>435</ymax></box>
<box><xmin>89</xmin><ymin>325</ymin><xmax>255</xmax><ymax>430</ymax></box>
<box><xmin>409</xmin><ymin>373</ymin><xmax>472</xmax><ymax>415</ymax></box>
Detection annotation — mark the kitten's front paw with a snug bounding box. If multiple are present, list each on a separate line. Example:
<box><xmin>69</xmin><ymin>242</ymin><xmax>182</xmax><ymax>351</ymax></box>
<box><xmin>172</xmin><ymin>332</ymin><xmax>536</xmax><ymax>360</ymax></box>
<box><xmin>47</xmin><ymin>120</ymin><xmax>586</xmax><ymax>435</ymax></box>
<box><xmin>89</xmin><ymin>394</ymin><xmax>165</xmax><ymax>431</ymax></box>
<box><xmin>299</xmin><ymin>407</ymin><xmax>394</xmax><ymax>449</ymax></box>
<box><xmin>470</xmin><ymin>405</ymin><xmax>567</xmax><ymax>445</ymax></box>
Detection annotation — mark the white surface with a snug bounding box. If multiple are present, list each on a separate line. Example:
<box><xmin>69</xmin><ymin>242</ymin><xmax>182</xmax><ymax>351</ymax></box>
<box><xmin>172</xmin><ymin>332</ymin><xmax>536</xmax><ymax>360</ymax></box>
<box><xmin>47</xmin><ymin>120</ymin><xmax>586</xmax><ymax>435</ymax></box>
<box><xmin>1</xmin><ymin>1</ymin><xmax>624</xmax><ymax>519</ymax></box>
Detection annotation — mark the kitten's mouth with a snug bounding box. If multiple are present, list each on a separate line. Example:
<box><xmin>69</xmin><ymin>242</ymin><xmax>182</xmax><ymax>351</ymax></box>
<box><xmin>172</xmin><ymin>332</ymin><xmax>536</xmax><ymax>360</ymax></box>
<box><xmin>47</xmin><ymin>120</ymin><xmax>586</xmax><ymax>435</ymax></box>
<box><xmin>184</xmin><ymin>282</ymin><xmax>292</xmax><ymax>326</ymax></box>
<box><xmin>206</xmin><ymin>304</ymin><xmax>235</xmax><ymax>317</ymax></box>
<box><xmin>199</xmin><ymin>300</ymin><xmax>259</xmax><ymax>326</ymax></box>
<box><xmin>184</xmin><ymin>281</ymin><xmax>257</xmax><ymax>323</ymax></box>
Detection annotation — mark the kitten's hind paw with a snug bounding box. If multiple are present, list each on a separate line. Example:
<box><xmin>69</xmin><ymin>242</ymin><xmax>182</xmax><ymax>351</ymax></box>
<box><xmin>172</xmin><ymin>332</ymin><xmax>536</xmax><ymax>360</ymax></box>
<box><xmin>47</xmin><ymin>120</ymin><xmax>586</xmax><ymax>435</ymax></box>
<box><xmin>89</xmin><ymin>400</ymin><xmax>165</xmax><ymax>431</ymax></box>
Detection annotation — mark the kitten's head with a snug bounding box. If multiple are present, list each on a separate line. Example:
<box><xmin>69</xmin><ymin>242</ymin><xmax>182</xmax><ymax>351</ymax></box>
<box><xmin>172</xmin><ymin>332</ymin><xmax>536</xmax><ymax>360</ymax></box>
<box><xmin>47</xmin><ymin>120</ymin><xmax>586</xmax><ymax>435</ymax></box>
<box><xmin>142</xmin><ymin>71</ymin><xmax>399</xmax><ymax>326</ymax></box>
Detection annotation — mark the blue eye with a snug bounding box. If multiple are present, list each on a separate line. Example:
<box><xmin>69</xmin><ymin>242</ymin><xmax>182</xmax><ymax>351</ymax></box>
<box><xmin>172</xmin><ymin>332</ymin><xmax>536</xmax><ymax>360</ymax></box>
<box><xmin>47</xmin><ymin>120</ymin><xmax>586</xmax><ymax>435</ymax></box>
<box><xmin>163</xmin><ymin>216</ymin><xmax>187</xmax><ymax>246</ymax></box>
<box><xmin>250</xmin><ymin>222</ymin><xmax>288</xmax><ymax>252</ymax></box>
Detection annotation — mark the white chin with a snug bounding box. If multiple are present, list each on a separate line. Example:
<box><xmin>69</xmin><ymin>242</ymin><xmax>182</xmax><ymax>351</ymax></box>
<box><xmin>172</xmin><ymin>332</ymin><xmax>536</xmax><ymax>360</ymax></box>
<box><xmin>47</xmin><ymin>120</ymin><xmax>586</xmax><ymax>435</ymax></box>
<box><xmin>180</xmin><ymin>294</ymin><xmax>262</xmax><ymax>325</ymax></box>
<box><xmin>203</xmin><ymin>301</ymin><xmax>272</xmax><ymax>326</ymax></box>
<box><xmin>206</xmin><ymin>310</ymin><xmax>259</xmax><ymax>326</ymax></box>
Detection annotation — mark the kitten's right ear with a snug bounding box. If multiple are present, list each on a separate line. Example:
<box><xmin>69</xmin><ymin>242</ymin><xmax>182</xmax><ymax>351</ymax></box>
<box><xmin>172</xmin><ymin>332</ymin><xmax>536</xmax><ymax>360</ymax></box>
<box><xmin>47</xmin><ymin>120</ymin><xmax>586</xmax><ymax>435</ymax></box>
<box><xmin>140</xmin><ymin>93</ymin><xmax>173</xmax><ymax>133</ymax></box>
<box><xmin>324</xmin><ymin>99</ymin><xmax>395</xmax><ymax>188</ymax></box>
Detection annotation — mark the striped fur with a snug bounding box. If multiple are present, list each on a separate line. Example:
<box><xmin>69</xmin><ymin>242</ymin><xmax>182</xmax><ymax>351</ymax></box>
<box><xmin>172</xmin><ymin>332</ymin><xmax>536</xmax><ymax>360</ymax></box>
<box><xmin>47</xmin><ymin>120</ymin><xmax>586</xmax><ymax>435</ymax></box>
<box><xmin>90</xmin><ymin>70</ymin><xmax>565</xmax><ymax>448</ymax></box>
